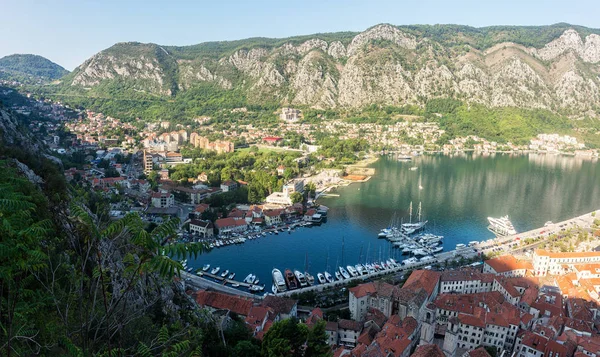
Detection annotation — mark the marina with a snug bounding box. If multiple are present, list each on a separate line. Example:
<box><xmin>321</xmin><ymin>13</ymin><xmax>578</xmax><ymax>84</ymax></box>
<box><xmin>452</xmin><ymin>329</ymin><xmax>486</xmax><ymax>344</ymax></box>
<box><xmin>186</xmin><ymin>154</ymin><xmax>600</xmax><ymax>295</ymax></box>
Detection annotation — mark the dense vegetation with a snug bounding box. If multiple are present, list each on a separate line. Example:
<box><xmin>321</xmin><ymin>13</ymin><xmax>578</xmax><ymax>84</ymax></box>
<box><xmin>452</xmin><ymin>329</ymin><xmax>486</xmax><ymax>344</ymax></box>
<box><xmin>0</xmin><ymin>54</ymin><xmax>68</xmax><ymax>80</ymax></box>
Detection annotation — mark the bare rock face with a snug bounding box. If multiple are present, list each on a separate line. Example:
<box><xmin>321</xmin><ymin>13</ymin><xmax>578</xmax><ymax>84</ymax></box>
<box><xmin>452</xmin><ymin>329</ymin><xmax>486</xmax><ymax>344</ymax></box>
<box><xmin>490</xmin><ymin>57</ymin><xmax>551</xmax><ymax>109</ymax></box>
<box><xmin>338</xmin><ymin>55</ymin><xmax>414</xmax><ymax>107</ymax></box>
<box><xmin>346</xmin><ymin>24</ymin><xmax>417</xmax><ymax>56</ymax></box>
<box><xmin>534</xmin><ymin>29</ymin><xmax>600</xmax><ymax>63</ymax></box>
<box><xmin>291</xmin><ymin>51</ymin><xmax>338</xmax><ymax>107</ymax></box>
<box><xmin>298</xmin><ymin>39</ymin><xmax>328</xmax><ymax>54</ymax></box>
<box><xmin>72</xmin><ymin>53</ymin><xmax>171</xmax><ymax>95</ymax></box>
<box><xmin>327</xmin><ymin>41</ymin><xmax>347</xmax><ymax>59</ymax></box>
<box><xmin>178</xmin><ymin>61</ymin><xmax>232</xmax><ymax>90</ymax></box>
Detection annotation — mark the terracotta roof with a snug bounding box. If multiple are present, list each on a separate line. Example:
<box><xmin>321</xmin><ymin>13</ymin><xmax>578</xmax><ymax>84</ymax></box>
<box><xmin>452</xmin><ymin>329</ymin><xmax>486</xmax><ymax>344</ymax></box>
<box><xmin>193</xmin><ymin>290</ymin><xmax>252</xmax><ymax>316</ymax></box>
<box><xmin>349</xmin><ymin>282</ymin><xmax>378</xmax><ymax>299</ymax></box>
<box><xmin>468</xmin><ymin>347</ymin><xmax>492</xmax><ymax>357</ymax></box>
<box><xmin>485</xmin><ymin>255</ymin><xmax>532</xmax><ymax>273</ymax></box>
<box><xmin>338</xmin><ymin>319</ymin><xmax>363</xmax><ymax>331</ymax></box>
<box><xmin>326</xmin><ymin>321</ymin><xmax>338</xmax><ymax>331</ymax></box>
<box><xmin>402</xmin><ymin>270</ymin><xmax>440</xmax><ymax>296</ymax></box>
<box><xmin>261</xmin><ymin>295</ymin><xmax>297</xmax><ymax>316</ymax></box>
<box><xmin>536</xmin><ymin>249</ymin><xmax>600</xmax><ymax>259</ymax></box>
<box><xmin>189</xmin><ymin>219</ymin><xmax>212</xmax><ymax>228</ymax></box>
<box><xmin>215</xmin><ymin>217</ymin><xmax>237</xmax><ymax>228</ymax></box>
<box><xmin>412</xmin><ymin>344</ymin><xmax>445</xmax><ymax>357</ymax></box>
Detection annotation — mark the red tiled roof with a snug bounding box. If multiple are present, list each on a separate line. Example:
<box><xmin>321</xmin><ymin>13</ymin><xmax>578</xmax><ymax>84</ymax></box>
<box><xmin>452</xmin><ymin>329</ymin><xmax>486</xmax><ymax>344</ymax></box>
<box><xmin>468</xmin><ymin>347</ymin><xmax>492</xmax><ymax>357</ymax></box>
<box><xmin>536</xmin><ymin>249</ymin><xmax>600</xmax><ymax>259</ymax></box>
<box><xmin>412</xmin><ymin>344</ymin><xmax>445</xmax><ymax>357</ymax></box>
<box><xmin>193</xmin><ymin>290</ymin><xmax>252</xmax><ymax>316</ymax></box>
<box><xmin>485</xmin><ymin>255</ymin><xmax>532</xmax><ymax>273</ymax></box>
<box><xmin>403</xmin><ymin>270</ymin><xmax>440</xmax><ymax>296</ymax></box>
<box><xmin>349</xmin><ymin>282</ymin><xmax>377</xmax><ymax>299</ymax></box>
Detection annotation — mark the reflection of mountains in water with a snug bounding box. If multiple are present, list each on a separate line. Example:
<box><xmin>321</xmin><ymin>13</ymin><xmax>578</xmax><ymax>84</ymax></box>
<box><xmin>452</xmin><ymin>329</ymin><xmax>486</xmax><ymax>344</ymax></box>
<box><xmin>323</xmin><ymin>154</ymin><xmax>600</xmax><ymax>234</ymax></box>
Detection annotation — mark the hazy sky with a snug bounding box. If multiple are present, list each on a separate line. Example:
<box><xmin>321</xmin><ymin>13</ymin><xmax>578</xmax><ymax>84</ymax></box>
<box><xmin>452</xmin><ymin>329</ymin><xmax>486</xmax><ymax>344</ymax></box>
<box><xmin>1</xmin><ymin>0</ymin><xmax>599</xmax><ymax>70</ymax></box>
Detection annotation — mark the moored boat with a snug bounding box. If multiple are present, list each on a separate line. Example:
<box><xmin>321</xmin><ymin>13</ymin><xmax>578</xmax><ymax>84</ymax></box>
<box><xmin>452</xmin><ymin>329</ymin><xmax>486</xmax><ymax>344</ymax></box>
<box><xmin>305</xmin><ymin>272</ymin><xmax>315</xmax><ymax>286</ymax></box>
<box><xmin>211</xmin><ymin>267</ymin><xmax>220</xmax><ymax>275</ymax></box>
<box><xmin>317</xmin><ymin>273</ymin><xmax>326</xmax><ymax>284</ymax></box>
<box><xmin>220</xmin><ymin>269</ymin><xmax>229</xmax><ymax>278</ymax></box>
<box><xmin>294</xmin><ymin>270</ymin><xmax>308</xmax><ymax>287</ymax></box>
<box><xmin>228</xmin><ymin>272</ymin><xmax>235</xmax><ymax>280</ymax></box>
<box><xmin>347</xmin><ymin>265</ymin><xmax>358</xmax><ymax>277</ymax></box>
<box><xmin>272</xmin><ymin>268</ymin><xmax>287</xmax><ymax>292</ymax></box>
<box><xmin>487</xmin><ymin>215</ymin><xmax>517</xmax><ymax>236</ymax></box>
<box><xmin>202</xmin><ymin>264</ymin><xmax>210</xmax><ymax>272</ymax></box>
<box><xmin>285</xmin><ymin>269</ymin><xmax>298</xmax><ymax>290</ymax></box>
<box><xmin>339</xmin><ymin>267</ymin><xmax>350</xmax><ymax>279</ymax></box>
<box><xmin>324</xmin><ymin>271</ymin><xmax>333</xmax><ymax>283</ymax></box>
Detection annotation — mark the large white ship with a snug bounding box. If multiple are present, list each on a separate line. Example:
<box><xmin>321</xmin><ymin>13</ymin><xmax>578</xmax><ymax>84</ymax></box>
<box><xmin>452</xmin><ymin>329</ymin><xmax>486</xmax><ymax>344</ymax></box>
<box><xmin>487</xmin><ymin>216</ymin><xmax>517</xmax><ymax>236</ymax></box>
<box><xmin>272</xmin><ymin>268</ymin><xmax>287</xmax><ymax>292</ymax></box>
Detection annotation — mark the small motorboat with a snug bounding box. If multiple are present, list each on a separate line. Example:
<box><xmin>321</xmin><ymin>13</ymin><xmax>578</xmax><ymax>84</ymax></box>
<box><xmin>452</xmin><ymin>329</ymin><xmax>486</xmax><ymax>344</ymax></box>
<box><xmin>211</xmin><ymin>267</ymin><xmax>220</xmax><ymax>275</ymax></box>
<box><xmin>220</xmin><ymin>270</ymin><xmax>229</xmax><ymax>278</ymax></box>
<box><xmin>317</xmin><ymin>273</ymin><xmax>326</xmax><ymax>284</ymax></box>
<box><xmin>228</xmin><ymin>272</ymin><xmax>235</xmax><ymax>280</ymax></box>
<box><xmin>202</xmin><ymin>264</ymin><xmax>210</xmax><ymax>272</ymax></box>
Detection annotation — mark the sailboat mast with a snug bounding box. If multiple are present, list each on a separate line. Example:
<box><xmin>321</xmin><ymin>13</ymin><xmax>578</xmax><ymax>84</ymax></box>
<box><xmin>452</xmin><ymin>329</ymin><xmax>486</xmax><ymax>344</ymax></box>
<box><xmin>418</xmin><ymin>202</ymin><xmax>422</xmax><ymax>222</ymax></box>
<box><xmin>409</xmin><ymin>202</ymin><xmax>413</xmax><ymax>224</ymax></box>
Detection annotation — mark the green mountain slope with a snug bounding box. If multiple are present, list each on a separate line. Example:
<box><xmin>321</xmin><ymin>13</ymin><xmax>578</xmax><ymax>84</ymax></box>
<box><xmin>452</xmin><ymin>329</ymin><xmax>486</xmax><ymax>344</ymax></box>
<box><xmin>0</xmin><ymin>54</ymin><xmax>69</xmax><ymax>81</ymax></box>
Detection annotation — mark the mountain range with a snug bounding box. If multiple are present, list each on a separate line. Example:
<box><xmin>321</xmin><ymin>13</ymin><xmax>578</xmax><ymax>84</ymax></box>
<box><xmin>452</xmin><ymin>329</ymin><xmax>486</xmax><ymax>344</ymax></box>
<box><xmin>50</xmin><ymin>23</ymin><xmax>600</xmax><ymax>118</ymax></box>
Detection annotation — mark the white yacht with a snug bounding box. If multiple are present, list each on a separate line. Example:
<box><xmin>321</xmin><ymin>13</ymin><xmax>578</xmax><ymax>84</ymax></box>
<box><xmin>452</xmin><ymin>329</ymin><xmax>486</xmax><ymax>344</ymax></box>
<box><xmin>202</xmin><ymin>264</ymin><xmax>210</xmax><ymax>272</ymax></box>
<box><xmin>220</xmin><ymin>269</ymin><xmax>229</xmax><ymax>278</ymax></box>
<box><xmin>272</xmin><ymin>269</ymin><xmax>287</xmax><ymax>292</ymax></box>
<box><xmin>430</xmin><ymin>246</ymin><xmax>444</xmax><ymax>254</ymax></box>
<box><xmin>210</xmin><ymin>267</ymin><xmax>220</xmax><ymax>275</ymax></box>
<box><xmin>487</xmin><ymin>216</ymin><xmax>517</xmax><ymax>236</ymax></box>
<box><xmin>294</xmin><ymin>270</ymin><xmax>308</xmax><ymax>287</ymax></box>
<box><xmin>412</xmin><ymin>248</ymin><xmax>429</xmax><ymax>257</ymax></box>
<box><xmin>403</xmin><ymin>257</ymin><xmax>419</xmax><ymax>265</ymax></box>
<box><xmin>317</xmin><ymin>273</ymin><xmax>326</xmax><ymax>284</ymax></box>
<box><xmin>335</xmin><ymin>271</ymin><xmax>343</xmax><ymax>281</ymax></box>
<box><xmin>339</xmin><ymin>267</ymin><xmax>351</xmax><ymax>279</ymax></box>
<box><xmin>455</xmin><ymin>243</ymin><xmax>466</xmax><ymax>250</ymax></box>
<box><xmin>347</xmin><ymin>265</ymin><xmax>359</xmax><ymax>277</ymax></box>
<box><xmin>324</xmin><ymin>271</ymin><xmax>334</xmax><ymax>283</ymax></box>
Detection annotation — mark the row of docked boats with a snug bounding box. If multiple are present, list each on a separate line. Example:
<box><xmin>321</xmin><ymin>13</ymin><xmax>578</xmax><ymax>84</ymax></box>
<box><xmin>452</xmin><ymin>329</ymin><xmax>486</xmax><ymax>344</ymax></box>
<box><xmin>379</xmin><ymin>202</ymin><xmax>428</xmax><ymax>238</ymax></box>
<box><xmin>271</xmin><ymin>259</ymin><xmax>401</xmax><ymax>293</ymax></box>
<box><xmin>199</xmin><ymin>263</ymin><xmax>265</xmax><ymax>292</ymax></box>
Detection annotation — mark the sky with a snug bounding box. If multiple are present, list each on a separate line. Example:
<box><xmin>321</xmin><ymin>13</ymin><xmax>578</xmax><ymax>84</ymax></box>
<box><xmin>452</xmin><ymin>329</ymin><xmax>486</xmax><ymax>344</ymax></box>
<box><xmin>1</xmin><ymin>0</ymin><xmax>599</xmax><ymax>70</ymax></box>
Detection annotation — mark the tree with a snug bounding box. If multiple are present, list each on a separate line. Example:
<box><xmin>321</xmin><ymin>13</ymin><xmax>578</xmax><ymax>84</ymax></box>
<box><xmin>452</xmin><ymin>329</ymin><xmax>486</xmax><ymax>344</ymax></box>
<box><xmin>290</xmin><ymin>192</ymin><xmax>304</xmax><ymax>204</ymax></box>
<box><xmin>233</xmin><ymin>340</ymin><xmax>260</xmax><ymax>357</ymax></box>
<box><xmin>262</xmin><ymin>318</ymin><xmax>331</xmax><ymax>357</ymax></box>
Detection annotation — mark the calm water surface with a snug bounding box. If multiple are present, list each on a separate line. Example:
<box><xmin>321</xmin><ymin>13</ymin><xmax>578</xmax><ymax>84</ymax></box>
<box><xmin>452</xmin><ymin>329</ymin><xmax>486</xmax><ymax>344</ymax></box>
<box><xmin>190</xmin><ymin>153</ymin><xmax>600</xmax><ymax>288</ymax></box>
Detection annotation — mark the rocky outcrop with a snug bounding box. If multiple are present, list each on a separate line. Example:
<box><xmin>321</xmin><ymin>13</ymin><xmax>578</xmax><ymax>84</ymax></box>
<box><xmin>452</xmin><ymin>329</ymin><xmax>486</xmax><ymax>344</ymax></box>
<box><xmin>346</xmin><ymin>24</ymin><xmax>417</xmax><ymax>56</ymax></box>
<box><xmin>534</xmin><ymin>29</ymin><xmax>600</xmax><ymax>63</ymax></box>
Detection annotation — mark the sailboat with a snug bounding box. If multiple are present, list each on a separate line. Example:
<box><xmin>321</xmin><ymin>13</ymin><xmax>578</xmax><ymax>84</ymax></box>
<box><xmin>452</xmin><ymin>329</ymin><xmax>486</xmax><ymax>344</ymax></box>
<box><xmin>402</xmin><ymin>201</ymin><xmax>427</xmax><ymax>234</ymax></box>
<box><xmin>304</xmin><ymin>253</ymin><xmax>315</xmax><ymax>286</ymax></box>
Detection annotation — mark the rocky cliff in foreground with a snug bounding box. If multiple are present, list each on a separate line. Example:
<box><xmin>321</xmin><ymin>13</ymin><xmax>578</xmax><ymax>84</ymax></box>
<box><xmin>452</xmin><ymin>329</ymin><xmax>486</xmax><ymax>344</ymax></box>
<box><xmin>65</xmin><ymin>24</ymin><xmax>600</xmax><ymax>117</ymax></box>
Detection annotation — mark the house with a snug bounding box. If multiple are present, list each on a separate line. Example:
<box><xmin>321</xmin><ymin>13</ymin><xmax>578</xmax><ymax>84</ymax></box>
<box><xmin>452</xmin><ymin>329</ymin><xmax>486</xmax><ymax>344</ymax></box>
<box><xmin>151</xmin><ymin>192</ymin><xmax>174</xmax><ymax>208</ymax></box>
<box><xmin>484</xmin><ymin>255</ymin><xmax>532</xmax><ymax>277</ymax></box>
<box><xmin>277</xmin><ymin>165</ymin><xmax>286</xmax><ymax>176</ymax></box>
<box><xmin>215</xmin><ymin>217</ymin><xmax>247</xmax><ymax>234</ymax></box>
<box><xmin>261</xmin><ymin>295</ymin><xmax>298</xmax><ymax>321</ymax></box>
<box><xmin>349</xmin><ymin>281</ymin><xmax>395</xmax><ymax>321</ymax></box>
<box><xmin>265</xmin><ymin>192</ymin><xmax>292</xmax><ymax>206</ymax></box>
<box><xmin>159</xmin><ymin>168</ymin><xmax>169</xmax><ymax>180</ymax></box>
<box><xmin>189</xmin><ymin>219</ymin><xmax>214</xmax><ymax>238</ymax></box>
<box><xmin>533</xmin><ymin>250</ymin><xmax>600</xmax><ymax>276</ymax></box>
<box><xmin>192</xmin><ymin>290</ymin><xmax>253</xmax><ymax>317</ymax></box>
<box><xmin>263</xmin><ymin>136</ymin><xmax>283</xmax><ymax>145</ymax></box>
<box><xmin>439</xmin><ymin>270</ymin><xmax>495</xmax><ymax>294</ymax></box>
<box><xmin>220</xmin><ymin>180</ymin><xmax>238</xmax><ymax>192</ymax></box>
<box><xmin>245</xmin><ymin>306</ymin><xmax>274</xmax><ymax>337</ymax></box>
<box><xmin>264</xmin><ymin>209</ymin><xmax>283</xmax><ymax>226</ymax></box>
<box><xmin>337</xmin><ymin>319</ymin><xmax>363</xmax><ymax>347</ymax></box>
<box><xmin>194</xmin><ymin>203</ymin><xmax>211</xmax><ymax>217</ymax></box>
